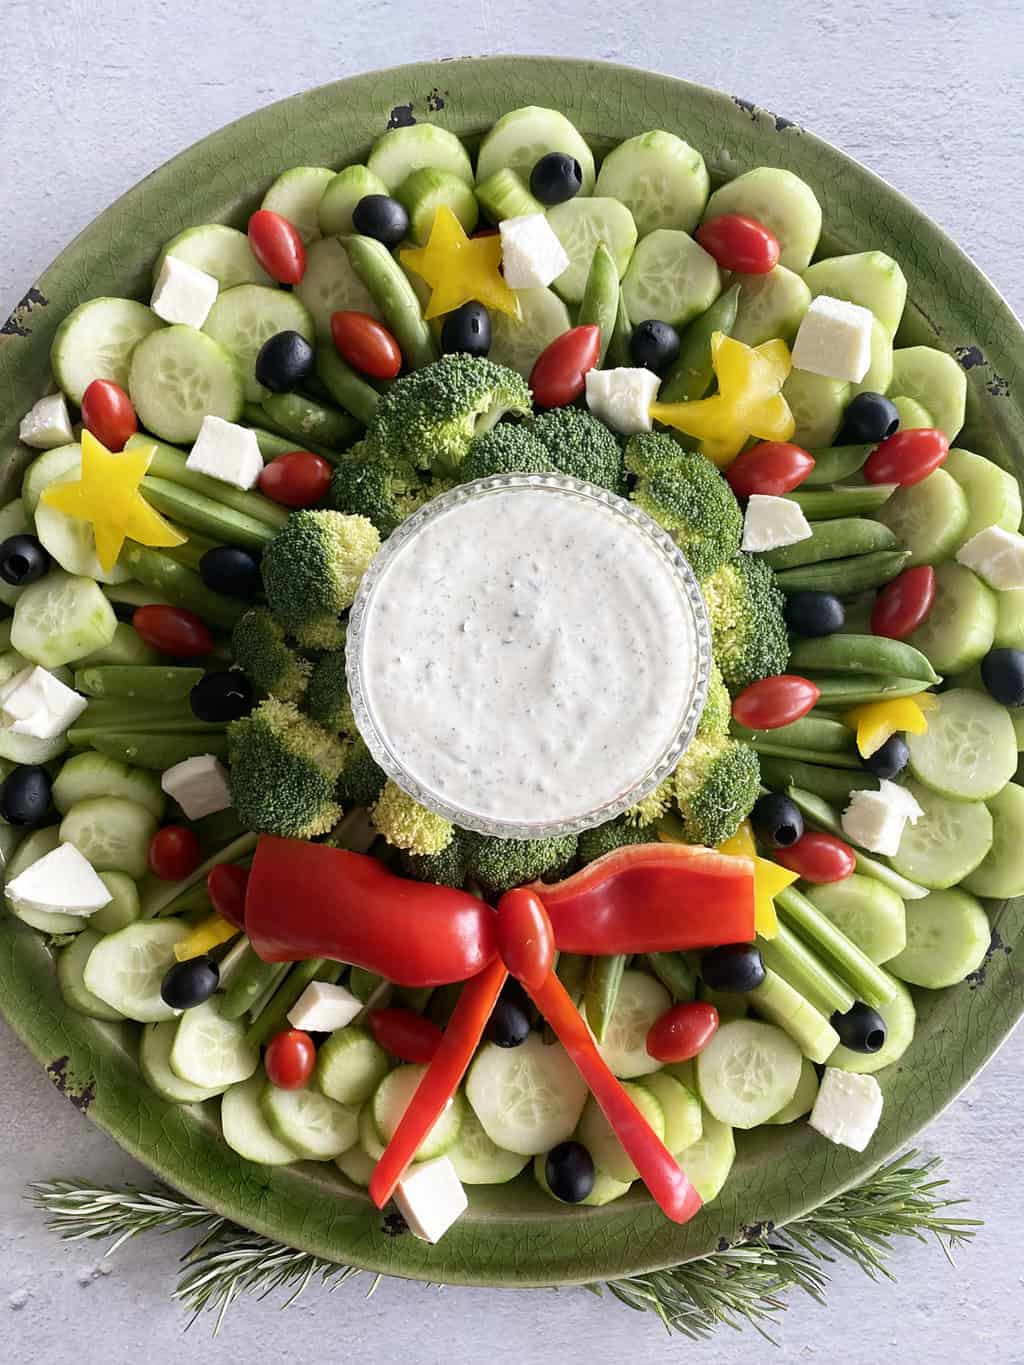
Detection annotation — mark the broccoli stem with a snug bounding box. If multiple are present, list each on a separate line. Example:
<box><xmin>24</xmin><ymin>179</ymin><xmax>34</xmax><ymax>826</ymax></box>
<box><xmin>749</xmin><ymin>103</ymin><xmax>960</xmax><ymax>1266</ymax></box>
<box><xmin>585</xmin><ymin>954</ymin><xmax>626</xmax><ymax>1043</ymax></box>
<box><xmin>245</xmin><ymin>958</ymin><xmax>344</xmax><ymax>1047</ymax></box>
<box><xmin>775</xmin><ymin>886</ymin><xmax>897</xmax><ymax>1012</ymax></box>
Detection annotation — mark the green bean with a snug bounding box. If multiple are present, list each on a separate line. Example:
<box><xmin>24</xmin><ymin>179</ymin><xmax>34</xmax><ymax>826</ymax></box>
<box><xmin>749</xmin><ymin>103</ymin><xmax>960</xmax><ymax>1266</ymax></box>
<box><xmin>73</xmin><ymin>666</ymin><xmax>204</xmax><ymax>700</ymax></box>
<box><xmin>606</xmin><ymin>291</ymin><xmax>633</xmax><ymax>368</ymax></box>
<box><xmin>646</xmin><ymin>951</ymin><xmax>697</xmax><ymax>1002</ymax></box>
<box><xmin>585</xmin><ymin>954</ymin><xmax>626</xmax><ymax>1042</ymax></box>
<box><xmin>764</xmin><ymin>518</ymin><xmax>897</xmax><ymax>572</ymax></box>
<box><xmin>141</xmin><ymin>832</ymin><xmax>258</xmax><ymax>918</ymax></box>
<box><xmin>315</xmin><ymin>348</ymin><xmax>381</xmax><ymax>426</ymax></box>
<box><xmin>774</xmin><ymin>550</ymin><xmax>911</xmax><ymax>595</ymax></box>
<box><xmin>808</xmin><ymin>674</ymin><xmax>931</xmax><ymax>706</ymax></box>
<box><xmin>803</xmin><ymin>444</ymin><xmax>874</xmax><ymax>485</ymax></box>
<box><xmin>733</xmin><ymin>715</ymin><xmax>856</xmax><ymax>755</ymax></box>
<box><xmin>758</xmin><ymin>755</ymin><xmax>874</xmax><ymax>806</ymax></box>
<box><xmin>775</xmin><ymin>887</ymin><xmax>896</xmax><ymax>1010</ymax></box>
<box><xmin>746</xmin><ymin>968</ymin><xmax>839</xmax><ymax>1063</ymax></box>
<box><xmin>220</xmin><ymin>947</ymin><xmax>285</xmax><ymax>1020</ymax></box>
<box><xmin>783</xmin><ymin>483</ymin><xmax>896</xmax><ymax>519</ymax></box>
<box><xmin>789</xmin><ymin>634</ymin><xmax>940</xmax><ymax>685</ymax></box>
<box><xmin>343</xmin><ymin>234</ymin><xmax>437</xmax><ymax>371</ymax></box>
<box><xmin>659</xmin><ymin>283</ymin><xmax>741</xmax><ymax>403</ymax></box>
<box><xmin>758</xmin><ymin>923</ymin><xmax>855</xmax><ymax>1016</ymax></box>
<box><xmin>70</xmin><ymin>729</ymin><xmax>230</xmax><ymax>770</ymax></box>
<box><xmin>577</xmin><ymin>242</ymin><xmax>620</xmax><ymax>366</ymax></box>
<box><xmin>261</xmin><ymin>392</ymin><xmax>360</xmax><ymax>457</ymax></box>
<box><xmin>119</xmin><ymin>543</ymin><xmax>247</xmax><ymax>629</ymax></box>
<box><xmin>126</xmin><ymin>434</ymin><xmax>287</xmax><ymax>530</ymax></box>
<box><xmin>782</xmin><ymin>785</ymin><xmax>930</xmax><ymax>900</ymax></box>
<box><xmin>555</xmin><ymin>952</ymin><xmax>589</xmax><ymax>1005</ymax></box>
<box><xmin>141</xmin><ymin>477</ymin><xmax>275</xmax><ymax>551</ymax></box>
<box><xmin>246</xmin><ymin>958</ymin><xmax>344</xmax><ymax>1047</ymax></box>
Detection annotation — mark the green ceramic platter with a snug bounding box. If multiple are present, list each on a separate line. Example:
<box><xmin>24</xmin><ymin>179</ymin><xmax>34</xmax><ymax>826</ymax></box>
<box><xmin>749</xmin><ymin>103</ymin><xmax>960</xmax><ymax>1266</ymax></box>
<box><xmin>1</xmin><ymin>57</ymin><xmax>1023</xmax><ymax>1288</ymax></box>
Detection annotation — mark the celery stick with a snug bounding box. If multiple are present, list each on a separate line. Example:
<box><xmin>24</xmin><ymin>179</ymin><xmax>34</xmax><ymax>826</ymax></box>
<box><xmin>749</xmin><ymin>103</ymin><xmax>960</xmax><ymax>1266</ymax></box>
<box><xmin>758</xmin><ymin>922</ymin><xmax>855</xmax><ymax>1016</ymax></box>
<box><xmin>775</xmin><ymin>886</ymin><xmax>896</xmax><ymax>1010</ymax></box>
<box><xmin>246</xmin><ymin>958</ymin><xmax>343</xmax><ymax>1047</ymax></box>
<box><xmin>141</xmin><ymin>832</ymin><xmax>258</xmax><ymax>918</ymax></box>
<box><xmin>747</xmin><ymin>968</ymin><xmax>840</xmax><ymax>1064</ymax></box>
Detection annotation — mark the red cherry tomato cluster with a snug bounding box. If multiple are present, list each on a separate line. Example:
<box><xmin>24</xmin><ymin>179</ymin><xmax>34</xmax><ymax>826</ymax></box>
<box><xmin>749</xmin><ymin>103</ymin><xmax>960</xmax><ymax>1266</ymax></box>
<box><xmin>265</xmin><ymin>1028</ymin><xmax>316</xmax><ymax>1090</ymax></box>
<box><xmin>367</xmin><ymin>1007</ymin><xmax>444</xmax><ymax>1064</ymax></box>
<box><xmin>646</xmin><ymin>1001</ymin><xmax>719</xmax><ymax>1064</ymax></box>
<box><xmin>330</xmin><ymin>310</ymin><xmax>402</xmax><ymax>381</ymax></box>
<box><xmin>81</xmin><ymin>379</ymin><xmax>137</xmax><ymax>453</ymax></box>
<box><xmin>864</xmin><ymin>428</ymin><xmax>948</xmax><ymax>486</ymax></box>
<box><xmin>248</xmin><ymin>209</ymin><xmax>306</xmax><ymax>285</ymax></box>
<box><xmin>871</xmin><ymin>565</ymin><xmax>936</xmax><ymax>639</ymax></box>
<box><xmin>148</xmin><ymin>825</ymin><xmax>201</xmax><ymax>881</ymax></box>
<box><xmin>725</xmin><ymin>442</ymin><xmax>815</xmax><ymax>498</ymax></box>
<box><xmin>133</xmin><ymin>605</ymin><xmax>213</xmax><ymax>658</ymax></box>
<box><xmin>207</xmin><ymin>862</ymin><xmax>249</xmax><ymax>931</ymax></box>
<box><xmin>258</xmin><ymin>451</ymin><xmax>332</xmax><ymax>508</ymax></box>
<box><xmin>775</xmin><ymin>831</ymin><xmax>856</xmax><ymax>884</ymax></box>
<box><xmin>695</xmin><ymin>214</ymin><xmax>780</xmax><ymax>275</ymax></box>
<box><xmin>529</xmin><ymin>325</ymin><xmax>600</xmax><ymax>409</ymax></box>
<box><xmin>732</xmin><ymin>674</ymin><xmax>820</xmax><ymax>731</ymax></box>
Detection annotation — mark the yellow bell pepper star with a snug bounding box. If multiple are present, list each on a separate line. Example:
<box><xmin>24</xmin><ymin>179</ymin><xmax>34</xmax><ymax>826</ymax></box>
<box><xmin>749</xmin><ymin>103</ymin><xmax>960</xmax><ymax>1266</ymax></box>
<box><xmin>650</xmin><ymin>331</ymin><xmax>796</xmax><ymax>468</ymax></box>
<box><xmin>717</xmin><ymin>820</ymin><xmax>796</xmax><ymax>939</ymax></box>
<box><xmin>843</xmin><ymin>694</ymin><xmax>938</xmax><ymax>759</ymax></box>
<box><xmin>40</xmin><ymin>429</ymin><xmax>185</xmax><ymax>572</ymax></box>
<box><xmin>400</xmin><ymin>204</ymin><xmax>520</xmax><ymax>321</ymax></box>
<box><xmin>174</xmin><ymin>914</ymin><xmax>240</xmax><ymax>962</ymax></box>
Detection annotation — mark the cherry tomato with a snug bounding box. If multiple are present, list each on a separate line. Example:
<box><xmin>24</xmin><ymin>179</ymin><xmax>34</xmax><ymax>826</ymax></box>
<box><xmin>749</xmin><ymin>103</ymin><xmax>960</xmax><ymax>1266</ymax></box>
<box><xmin>258</xmin><ymin>451</ymin><xmax>332</xmax><ymax>508</ymax></box>
<box><xmin>265</xmin><ymin>1029</ymin><xmax>316</xmax><ymax>1090</ymax></box>
<box><xmin>695</xmin><ymin>214</ymin><xmax>780</xmax><ymax>275</ymax></box>
<box><xmin>148</xmin><ymin>825</ymin><xmax>201</xmax><ymax>881</ymax></box>
<box><xmin>775</xmin><ymin>831</ymin><xmax>856</xmax><ymax>884</ymax></box>
<box><xmin>725</xmin><ymin>442</ymin><xmax>815</xmax><ymax>498</ymax></box>
<box><xmin>646</xmin><ymin>1002</ymin><xmax>719</xmax><ymax>1064</ymax></box>
<box><xmin>80</xmin><ymin>379</ymin><xmax>137</xmax><ymax>452</ymax></box>
<box><xmin>367</xmin><ymin>1007</ymin><xmax>444</xmax><ymax>1064</ymax></box>
<box><xmin>330</xmin><ymin>310</ymin><xmax>402</xmax><ymax>380</ymax></box>
<box><xmin>207</xmin><ymin>862</ymin><xmax>249</xmax><ymax>931</ymax></box>
<box><xmin>863</xmin><ymin>428</ymin><xmax>948</xmax><ymax>486</ymax></box>
<box><xmin>247</xmin><ymin>209</ymin><xmax>306</xmax><ymax>285</ymax></box>
<box><xmin>871</xmin><ymin>565</ymin><xmax>937</xmax><ymax>639</ymax></box>
<box><xmin>496</xmin><ymin>888</ymin><xmax>555</xmax><ymax>991</ymax></box>
<box><xmin>133</xmin><ymin>605</ymin><xmax>214</xmax><ymax>658</ymax></box>
<box><xmin>731</xmin><ymin>674</ymin><xmax>820</xmax><ymax>730</ymax></box>
<box><xmin>530</xmin><ymin>325</ymin><xmax>601</xmax><ymax>408</ymax></box>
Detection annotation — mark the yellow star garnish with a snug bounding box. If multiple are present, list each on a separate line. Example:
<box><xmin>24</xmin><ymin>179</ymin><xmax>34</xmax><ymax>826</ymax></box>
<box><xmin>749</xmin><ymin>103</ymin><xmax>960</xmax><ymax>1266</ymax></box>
<box><xmin>650</xmin><ymin>331</ymin><xmax>795</xmax><ymax>467</ymax></box>
<box><xmin>40</xmin><ymin>430</ymin><xmax>185</xmax><ymax>572</ymax></box>
<box><xmin>174</xmin><ymin>914</ymin><xmax>240</xmax><ymax>962</ymax></box>
<box><xmin>843</xmin><ymin>693</ymin><xmax>937</xmax><ymax>758</ymax></box>
<box><xmin>400</xmin><ymin>205</ymin><xmax>520</xmax><ymax>320</ymax></box>
<box><xmin>717</xmin><ymin>820</ymin><xmax>796</xmax><ymax>939</ymax></box>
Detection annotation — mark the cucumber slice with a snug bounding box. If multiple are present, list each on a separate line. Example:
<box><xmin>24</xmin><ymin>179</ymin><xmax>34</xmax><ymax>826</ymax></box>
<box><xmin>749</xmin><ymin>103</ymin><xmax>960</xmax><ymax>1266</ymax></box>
<box><xmin>155</xmin><ymin>224</ymin><xmax>272</xmax><ymax>290</ymax></box>
<box><xmin>466</xmin><ymin>1033</ymin><xmax>588</xmax><ymax>1155</ymax></box>
<box><xmin>367</xmin><ymin>123</ymin><xmax>473</xmax><ymax>192</ymax></box>
<box><xmin>676</xmin><ymin>1110</ymin><xmax>735</xmax><ymax>1203</ymax></box>
<box><xmin>140</xmin><ymin>1020</ymin><xmax>224</xmax><ymax>1103</ymax></box>
<box><xmin>704</xmin><ymin>167</ymin><xmax>822</xmax><ymax>272</ymax></box>
<box><xmin>765</xmin><ymin>1055</ymin><xmax>819</xmax><ymax>1124</ymax></box>
<box><xmin>746</xmin><ymin>969</ymin><xmax>840</xmax><ymax>1064</ymax></box>
<box><xmin>850</xmin><ymin>316</ymin><xmax>895</xmax><ymax>400</ymax></box>
<box><xmin>803</xmin><ymin>251</ymin><xmax>907</xmax><ymax>338</ymax></box>
<box><xmin>82</xmin><ymin>918</ymin><xmax>186</xmax><ymax>1022</ymax></box>
<box><xmin>891</xmin><ymin>395</ymin><xmax>934</xmax><ymax>429</ymax></box>
<box><xmin>22</xmin><ymin>445</ymin><xmax>81</xmax><ymax>517</ymax></box>
<box><xmin>129</xmin><ymin>325</ymin><xmax>243</xmax><ymax>443</ymax></box>
<box><xmin>34</xmin><ymin>464</ymin><xmax>133</xmax><ymax>585</ymax></box>
<box><xmin>544</xmin><ymin>198</ymin><xmax>637</xmax><ymax>305</ymax></box>
<box><xmin>59</xmin><ymin>797</ymin><xmax>159</xmax><ymax>880</ymax></box>
<box><xmin>533</xmin><ymin>1154</ymin><xmax>632</xmax><ymax>1207</ymax></box>
<box><xmin>731</xmin><ymin>265</ymin><xmax>811</xmax><ymax>347</ymax></box>
<box><xmin>873</xmin><ymin>467</ymin><xmax>968</xmax><ymax>569</ymax></box>
<box><xmin>52</xmin><ymin>754</ymin><xmax>168</xmax><ymax>821</ymax></box>
<box><xmin>783</xmin><ymin>370</ymin><xmax>850</xmax><ymax>449</ymax></box>
<box><xmin>907</xmin><ymin>687</ymin><xmax>1016</xmax><ymax>800</ymax></box>
<box><xmin>57</xmin><ymin>930</ymin><xmax>125</xmax><ymax>1021</ymax></box>
<box><xmin>90</xmin><ymin>870</ymin><xmax>141</xmax><ymax>934</ymax></box>
<box><xmin>474</xmin><ymin>168</ymin><xmax>545</xmax><ymax>224</ymax></box>
<box><xmin>696</xmin><ymin>1019</ymin><xmax>802</xmax><ymax>1128</ymax></box>
<box><xmin>829</xmin><ymin>971</ymin><xmax>915</xmax><ymax>1073</ymax></box>
<box><xmin>889</xmin><ymin>779</ymin><xmax>993</xmax><ymax>889</ymax></box>
<box><xmin>621</xmin><ymin>229</ymin><xmax>721</xmax><ymax>330</ymax></box>
<box><xmin>261</xmin><ymin>1084</ymin><xmax>358</xmax><ymax>1160</ymax></box>
<box><xmin>945</xmin><ymin>447</ymin><xmax>1022</xmax><ymax>543</ymax></box>
<box><xmin>577</xmin><ymin>1084</ymin><xmax>665</xmax><ymax>1182</ymax></box>
<box><xmin>170</xmin><ymin>998</ymin><xmax>258</xmax><ymax>1089</ymax></box>
<box><xmin>448</xmin><ymin>1108</ymin><xmax>529</xmax><ymax>1185</ymax></box>
<box><xmin>372</xmin><ymin>1065</ymin><xmax>465</xmax><ymax>1159</ymax></box>
<box><xmin>315</xmin><ymin>1026</ymin><xmax>390</xmax><ymax>1107</ymax></box>
<box><xmin>906</xmin><ymin>562</ymin><xmax>996</xmax><ymax>674</ymax></box>
<box><xmin>293</xmin><ymin>235</ymin><xmax>381</xmax><ymax>341</ymax></box>
<box><xmin>261</xmin><ymin>166</ymin><xmax>334</xmax><ymax>244</ymax></box>
<box><xmin>0</xmin><ymin>498</ymin><xmax>36</xmax><ymax>609</ymax></box>
<box><xmin>594</xmin><ymin>130</ymin><xmax>709</xmax><ymax>235</ymax></box>
<box><xmin>963</xmin><ymin>783</ymin><xmax>1024</xmax><ymax>898</ymax></box>
<box><xmin>476</xmin><ymin>107</ymin><xmax>595</xmax><ymax>194</ymax></box>
<box><xmin>488</xmin><ymin>287</ymin><xmax>571</xmax><ymax>377</ymax></box>
<box><xmin>890</xmin><ymin>347</ymin><xmax>967</xmax><ymax>442</ymax></box>
<box><xmin>887</xmin><ymin>888</ymin><xmax>990</xmax><ymax>989</ymax></box>
<box><xmin>4</xmin><ymin>826</ymin><xmax>86</xmax><ymax>933</ymax></box>
<box><xmin>318</xmin><ymin>165</ymin><xmax>389</xmax><ymax>237</ymax></box>
<box><xmin>397</xmin><ymin>168</ymin><xmax>479</xmax><ymax>245</ymax></box>
<box><xmin>586</xmin><ymin>968</ymin><xmax>670</xmax><ymax>1078</ymax></box>
<box><xmin>335</xmin><ymin>1141</ymin><xmax>376</xmax><ymax>1188</ymax></box>
<box><xmin>203</xmin><ymin>285</ymin><xmax>312</xmax><ymax>404</ymax></box>
<box><xmin>807</xmin><ymin>875</ymin><xmax>906</xmax><ymax>965</ymax></box>
<box><xmin>221</xmin><ymin>1072</ymin><xmax>300</xmax><ymax>1164</ymax></box>
<box><xmin>637</xmin><ymin>1072</ymin><xmax>702</xmax><ymax>1154</ymax></box>
<box><xmin>51</xmin><ymin>297</ymin><xmax>163</xmax><ymax>405</ymax></box>
<box><xmin>12</xmin><ymin>570</ymin><xmax>117</xmax><ymax>669</ymax></box>
<box><xmin>358</xmin><ymin>1099</ymin><xmax>386</xmax><ymax>1159</ymax></box>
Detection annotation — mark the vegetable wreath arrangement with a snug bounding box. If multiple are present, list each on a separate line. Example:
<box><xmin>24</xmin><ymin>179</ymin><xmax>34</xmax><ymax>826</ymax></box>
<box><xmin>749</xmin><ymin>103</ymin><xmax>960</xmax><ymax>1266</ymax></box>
<box><xmin>5</xmin><ymin>103</ymin><xmax>1016</xmax><ymax>1332</ymax></box>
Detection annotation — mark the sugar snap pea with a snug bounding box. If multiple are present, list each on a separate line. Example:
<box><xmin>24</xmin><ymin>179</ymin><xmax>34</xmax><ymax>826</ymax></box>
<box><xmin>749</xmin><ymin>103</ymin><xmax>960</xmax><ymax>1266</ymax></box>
<box><xmin>745</xmin><ymin>739</ymin><xmax>865</xmax><ymax>769</ymax></box>
<box><xmin>220</xmin><ymin>946</ymin><xmax>286</xmax><ymax>1020</ymax></box>
<box><xmin>658</xmin><ymin>283</ymin><xmax>741</xmax><ymax>403</ymax></box>
<box><xmin>119</xmin><ymin>542</ymin><xmax>247</xmax><ymax>628</ymax></box>
<box><xmin>73</xmin><ymin>665</ymin><xmax>204</xmax><ymax>701</ymax></box>
<box><xmin>789</xmin><ymin>634</ymin><xmax>940</xmax><ymax>684</ymax></box>
<box><xmin>646</xmin><ymin>951</ymin><xmax>697</xmax><ymax>1002</ymax></box>
<box><xmin>141</xmin><ymin>477</ymin><xmax>275</xmax><ymax>551</ymax></box>
<box><xmin>315</xmin><ymin>347</ymin><xmax>381</xmax><ymax>426</ymax></box>
<box><xmin>758</xmin><ymin>755</ymin><xmax>875</xmax><ymax>805</ymax></box>
<box><xmin>764</xmin><ymin>518</ymin><xmax>897</xmax><ymax>571</ymax></box>
<box><xmin>246</xmin><ymin>958</ymin><xmax>344</xmax><ymax>1047</ymax></box>
<box><xmin>803</xmin><ymin>444</ymin><xmax>874</xmax><ymax>485</ymax></box>
<box><xmin>773</xmin><ymin>550</ymin><xmax>911</xmax><ymax>595</ymax></box>
<box><xmin>783</xmin><ymin>484</ymin><xmax>896</xmax><ymax>519</ymax></box>
<box><xmin>241</xmin><ymin>417</ymin><xmax>338</xmax><ymax>464</ymax></box>
<box><xmin>343</xmin><ymin>234</ymin><xmax>437</xmax><ymax>370</ymax></box>
<box><xmin>585</xmin><ymin>953</ymin><xmax>627</xmax><ymax>1043</ymax></box>
<box><xmin>555</xmin><ymin>951</ymin><xmax>589</xmax><ymax>1005</ymax></box>
<box><xmin>69</xmin><ymin>729</ymin><xmax>231</xmax><ymax>770</ymax></box>
<box><xmin>606</xmin><ymin>291</ymin><xmax>633</xmax><ymax>368</ymax></box>
<box><xmin>260</xmin><ymin>392</ymin><xmax>359</xmax><ymax>457</ymax></box>
<box><xmin>806</xmin><ymin>673</ymin><xmax>931</xmax><ymax>706</ymax></box>
<box><xmin>732</xmin><ymin>714</ymin><xmax>856</xmax><ymax>755</ymax></box>
<box><xmin>128</xmin><ymin>434</ymin><xmax>288</xmax><ymax>530</ymax></box>
<box><xmin>577</xmin><ymin>242</ymin><xmax>620</xmax><ymax>366</ymax></box>
<box><xmin>781</xmin><ymin>785</ymin><xmax>929</xmax><ymax>900</ymax></box>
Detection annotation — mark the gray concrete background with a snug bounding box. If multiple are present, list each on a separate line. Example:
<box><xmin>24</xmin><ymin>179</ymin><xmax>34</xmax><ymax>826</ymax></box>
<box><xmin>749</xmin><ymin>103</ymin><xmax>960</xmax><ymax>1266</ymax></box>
<box><xmin>2</xmin><ymin>2</ymin><xmax>1023</xmax><ymax>1360</ymax></box>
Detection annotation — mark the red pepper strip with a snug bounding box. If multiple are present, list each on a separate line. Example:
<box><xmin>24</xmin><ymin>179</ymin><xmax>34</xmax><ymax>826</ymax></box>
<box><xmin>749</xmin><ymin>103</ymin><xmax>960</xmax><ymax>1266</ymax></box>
<box><xmin>370</xmin><ymin>957</ymin><xmax>508</xmax><ymax>1208</ymax></box>
<box><xmin>533</xmin><ymin>844</ymin><xmax>755</xmax><ymax>954</ymax></box>
<box><xmin>245</xmin><ymin>836</ymin><xmax>498</xmax><ymax>987</ymax></box>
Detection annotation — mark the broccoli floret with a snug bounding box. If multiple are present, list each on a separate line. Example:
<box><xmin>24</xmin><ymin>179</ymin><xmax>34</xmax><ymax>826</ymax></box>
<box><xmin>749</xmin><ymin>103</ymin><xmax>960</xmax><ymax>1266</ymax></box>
<box><xmin>674</xmin><ymin>735</ymin><xmax>760</xmax><ymax>846</ymax></box>
<box><xmin>625</xmin><ymin>433</ymin><xmax>742</xmax><ymax>580</ymax></box>
<box><xmin>578</xmin><ymin>818</ymin><xmax>657</xmax><ymax>865</ymax></box>
<box><xmin>371</xmin><ymin>779</ymin><xmax>454</xmax><ymax>856</ymax></box>
<box><xmin>369</xmin><ymin>355</ymin><xmax>532</xmax><ymax>476</ymax></box>
<box><xmin>338</xmin><ymin>735</ymin><xmax>387</xmax><ymax>807</ymax></box>
<box><xmin>403</xmin><ymin>828</ymin><xmax>471</xmax><ymax>889</ymax></box>
<box><xmin>327</xmin><ymin>439</ymin><xmax>426</xmax><ymax>537</ymax></box>
<box><xmin>230</xmin><ymin>608</ymin><xmax>311</xmax><ymax>702</ymax></box>
<box><xmin>698</xmin><ymin>661</ymin><xmax>731</xmax><ymax>740</ymax></box>
<box><xmin>261</xmin><ymin>509</ymin><xmax>380</xmax><ymax>637</ymax></box>
<box><xmin>304</xmin><ymin>650</ymin><xmax>352</xmax><ymax>732</ymax></box>
<box><xmin>529</xmin><ymin>407</ymin><xmax>625</xmax><ymax>493</ymax></box>
<box><xmin>460</xmin><ymin>422</ymin><xmax>556</xmax><ymax>481</ymax></box>
<box><xmin>622</xmin><ymin>778</ymin><xmax>675</xmax><ymax>828</ymax></box>
<box><xmin>702</xmin><ymin>553</ymin><xmax>790</xmax><ymax>694</ymax></box>
<box><xmin>228</xmin><ymin>698</ymin><xmax>346</xmax><ymax>839</ymax></box>
<box><xmin>463</xmin><ymin>831</ymin><xmax>579</xmax><ymax>894</ymax></box>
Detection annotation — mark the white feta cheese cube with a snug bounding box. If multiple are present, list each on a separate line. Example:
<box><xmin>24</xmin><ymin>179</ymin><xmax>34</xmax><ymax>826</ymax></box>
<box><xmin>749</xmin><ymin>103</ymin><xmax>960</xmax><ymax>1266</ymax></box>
<box><xmin>393</xmin><ymin>1156</ymin><xmax>468</xmax><ymax>1243</ymax></box>
<box><xmin>791</xmin><ymin>295</ymin><xmax>875</xmax><ymax>383</ymax></box>
<box><xmin>956</xmin><ymin>525</ymin><xmax>1024</xmax><ymax>590</ymax></box>
<box><xmin>161</xmin><ymin>754</ymin><xmax>232</xmax><ymax>820</ymax></box>
<box><xmin>6</xmin><ymin>843</ymin><xmax>112</xmax><ymax>917</ymax></box>
<box><xmin>19</xmin><ymin>393</ymin><xmax>74</xmax><ymax>450</ymax></box>
<box><xmin>499</xmin><ymin>213</ymin><xmax>571</xmax><ymax>289</ymax></box>
<box><xmin>741</xmin><ymin>494</ymin><xmax>813</xmax><ymax>553</ymax></box>
<box><xmin>287</xmin><ymin>981</ymin><xmax>363</xmax><ymax>1033</ymax></box>
<box><xmin>878</xmin><ymin>778</ymin><xmax>923</xmax><ymax>823</ymax></box>
<box><xmin>186</xmin><ymin>416</ymin><xmax>263</xmax><ymax>491</ymax></box>
<box><xmin>0</xmin><ymin>665</ymin><xmax>87</xmax><ymax>740</ymax></box>
<box><xmin>585</xmin><ymin>367</ymin><xmax>660</xmax><ymax>436</ymax></box>
<box><xmin>841</xmin><ymin>782</ymin><xmax>920</xmax><ymax>857</ymax></box>
<box><xmin>151</xmin><ymin>255</ymin><xmax>219</xmax><ymax>329</ymax></box>
<box><xmin>809</xmin><ymin>1067</ymin><xmax>883</xmax><ymax>1152</ymax></box>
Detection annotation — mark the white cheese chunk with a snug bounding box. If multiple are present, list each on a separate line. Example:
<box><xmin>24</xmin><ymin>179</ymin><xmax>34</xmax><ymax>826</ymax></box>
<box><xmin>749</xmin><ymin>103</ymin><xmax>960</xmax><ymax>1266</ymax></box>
<box><xmin>6</xmin><ymin>842</ymin><xmax>112</xmax><ymax>917</ymax></box>
<box><xmin>19</xmin><ymin>393</ymin><xmax>74</xmax><ymax>450</ymax></box>
<box><xmin>791</xmin><ymin>295</ymin><xmax>874</xmax><ymax>383</ymax></box>
<box><xmin>161</xmin><ymin>754</ymin><xmax>232</xmax><ymax>820</ymax></box>
<box><xmin>287</xmin><ymin>981</ymin><xmax>363</xmax><ymax>1033</ymax></box>
<box><xmin>0</xmin><ymin>665</ymin><xmax>87</xmax><ymax>740</ymax></box>
<box><xmin>841</xmin><ymin>781</ymin><xmax>921</xmax><ymax>857</ymax></box>
<box><xmin>186</xmin><ymin>416</ymin><xmax>263</xmax><ymax>491</ymax></box>
<box><xmin>955</xmin><ymin>525</ymin><xmax>1024</xmax><ymax>590</ymax></box>
<box><xmin>499</xmin><ymin>213</ymin><xmax>571</xmax><ymax>290</ymax></box>
<box><xmin>585</xmin><ymin>367</ymin><xmax>660</xmax><ymax>436</ymax></box>
<box><xmin>393</xmin><ymin>1156</ymin><xmax>468</xmax><ymax>1243</ymax></box>
<box><xmin>877</xmin><ymin>778</ymin><xmax>923</xmax><ymax>823</ymax></box>
<box><xmin>809</xmin><ymin>1067</ymin><xmax>883</xmax><ymax>1152</ymax></box>
<box><xmin>151</xmin><ymin>254</ymin><xmax>219</xmax><ymax>329</ymax></box>
<box><xmin>741</xmin><ymin>494</ymin><xmax>813</xmax><ymax>553</ymax></box>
